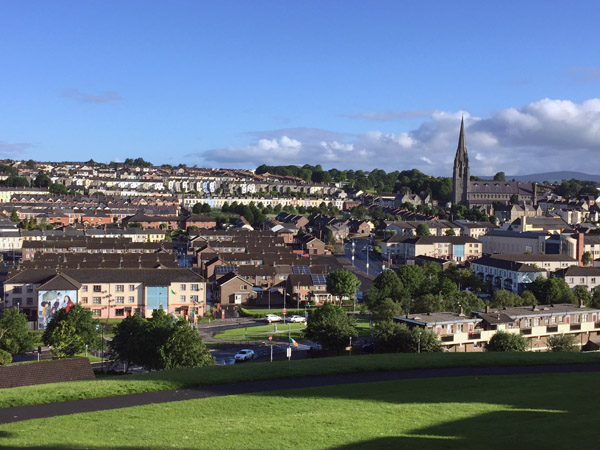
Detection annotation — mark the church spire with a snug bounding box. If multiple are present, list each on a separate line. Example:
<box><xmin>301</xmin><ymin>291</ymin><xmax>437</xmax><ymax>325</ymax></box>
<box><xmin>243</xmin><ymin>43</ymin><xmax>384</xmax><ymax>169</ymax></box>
<box><xmin>457</xmin><ymin>116</ymin><xmax>466</xmax><ymax>152</ymax></box>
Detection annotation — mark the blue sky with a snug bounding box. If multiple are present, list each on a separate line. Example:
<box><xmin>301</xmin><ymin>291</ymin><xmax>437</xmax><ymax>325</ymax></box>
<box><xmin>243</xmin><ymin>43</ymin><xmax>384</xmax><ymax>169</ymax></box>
<box><xmin>1</xmin><ymin>1</ymin><xmax>600</xmax><ymax>176</ymax></box>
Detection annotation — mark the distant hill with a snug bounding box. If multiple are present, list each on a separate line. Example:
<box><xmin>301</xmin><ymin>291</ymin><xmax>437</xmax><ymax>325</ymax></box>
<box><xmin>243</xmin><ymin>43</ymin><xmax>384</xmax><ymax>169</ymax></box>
<box><xmin>478</xmin><ymin>171</ymin><xmax>600</xmax><ymax>184</ymax></box>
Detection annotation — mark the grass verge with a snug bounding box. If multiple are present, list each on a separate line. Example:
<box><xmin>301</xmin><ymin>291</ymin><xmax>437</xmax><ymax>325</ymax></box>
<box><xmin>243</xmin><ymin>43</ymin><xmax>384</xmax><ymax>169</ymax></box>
<box><xmin>0</xmin><ymin>372</ymin><xmax>598</xmax><ymax>449</ymax></box>
<box><xmin>1</xmin><ymin>352</ymin><xmax>599</xmax><ymax>409</ymax></box>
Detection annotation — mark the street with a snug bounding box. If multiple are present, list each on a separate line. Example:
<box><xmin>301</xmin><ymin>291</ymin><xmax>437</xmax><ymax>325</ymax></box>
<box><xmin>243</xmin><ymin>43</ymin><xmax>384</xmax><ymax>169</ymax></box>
<box><xmin>344</xmin><ymin>238</ymin><xmax>384</xmax><ymax>278</ymax></box>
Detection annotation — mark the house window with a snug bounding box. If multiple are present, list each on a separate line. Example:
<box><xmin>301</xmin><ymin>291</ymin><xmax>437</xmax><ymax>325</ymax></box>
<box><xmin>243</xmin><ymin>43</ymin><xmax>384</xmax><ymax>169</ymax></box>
<box><xmin>128</xmin><ymin>296</ymin><xmax>135</xmax><ymax>303</ymax></box>
<box><xmin>82</xmin><ymin>285</ymin><xmax>88</xmax><ymax>292</ymax></box>
<box><xmin>240</xmin><ymin>285</ymin><xmax>247</xmax><ymax>290</ymax></box>
<box><xmin>190</xmin><ymin>295</ymin><xmax>198</xmax><ymax>303</ymax></box>
<box><xmin>27</xmin><ymin>298</ymin><xmax>33</xmax><ymax>305</ymax></box>
<box><xmin>82</xmin><ymin>297</ymin><xmax>88</xmax><ymax>304</ymax></box>
<box><xmin>116</xmin><ymin>285</ymin><xmax>124</xmax><ymax>292</ymax></box>
<box><xmin>592</xmin><ymin>278</ymin><xmax>596</xmax><ymax>284</ymax></box>
<box><xmin>180</xmin><ymin>295</ymin><xmax>186</xmax><ymax>302</ymax></box>
<box><xmin>93</xmin><ymin>285</ymin><xmax>102</xmax><ymax>292</ymax></box>
<box><xmin>129</xmin><ymin>285</ymin><xmax>135</xmax><ymax>291</ymax></box>
<box><xmin>92</xmin><ymin>310</ymin><xmax>101</xmax><ymax>317</ymax></box>
<box><xmin>191</xmin><ymin>284</ymin><xmax>199</xmax><ymax>291</ymax></box>
<box><xmin>13</xmin><ymin>287</ymin><xmax>22</xmax><ymax>294</ymax></box>
<box><xmin>569</xmin><ymin>278</ymin><xmax>574</xmax><ymax>284</ymax></box>
<box><xmin>115</xmin><ymin>309</ymin><xmax>125</xmax><ymax>317</ymax></box>
<box><xmin>581</xmin><ymin>278</ymin><xmax>585</xmax><ymax>284</ymax></box>
<box><xmin>115</xmin><ymin>296</ymin><xmax>124</xmax><ymax>304</ymax></box>
<box><xmin>93</xmin><ymin>297</ymin><xmax>101</xmax><ymax>305</ymax></box>
<box><xmin>26</xmin><ymin>285</ymin><xmax>34</xmax><ymax>293</ymax></box>
<box><xmin>180</xmin><ymin>284</ymin><xmax>186</xmax><ymax>291</ymax></box>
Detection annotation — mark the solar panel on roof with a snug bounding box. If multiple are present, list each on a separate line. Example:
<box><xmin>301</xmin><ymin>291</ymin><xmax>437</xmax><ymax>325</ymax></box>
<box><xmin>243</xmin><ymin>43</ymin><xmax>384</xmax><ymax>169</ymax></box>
<box><xmin>311</xmin><ymin>274</ymin><xmax>327</xmax><ymax>285</ymax></box>
<box><xmin>292</xmin><ymin>265</ymin><xmax>311</xmax><ymax>274</ymax></box>
<box><xmin>215</xmin><ymin>265</ymin><xmax>238</xmax><ymax>274</ymax></box>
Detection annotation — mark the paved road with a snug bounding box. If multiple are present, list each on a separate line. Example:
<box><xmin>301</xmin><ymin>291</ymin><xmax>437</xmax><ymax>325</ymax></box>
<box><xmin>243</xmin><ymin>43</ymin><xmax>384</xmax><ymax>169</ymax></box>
<box><xmin>344</xmin><ymin>238</ymin><xmax>384</xmax><ymax>277</ymax></box>
<box><xmin>2</xmin><ymin>364</ymin><xmax>599</xmax><ymax>425</ymax></box>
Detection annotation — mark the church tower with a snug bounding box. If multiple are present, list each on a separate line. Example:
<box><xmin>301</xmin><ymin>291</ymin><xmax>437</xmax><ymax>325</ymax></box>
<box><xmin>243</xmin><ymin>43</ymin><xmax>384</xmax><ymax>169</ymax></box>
<box><xmin>452</xmin><ymin>117</ymin><xmax>470</xmax><ymax>205</ymax></box>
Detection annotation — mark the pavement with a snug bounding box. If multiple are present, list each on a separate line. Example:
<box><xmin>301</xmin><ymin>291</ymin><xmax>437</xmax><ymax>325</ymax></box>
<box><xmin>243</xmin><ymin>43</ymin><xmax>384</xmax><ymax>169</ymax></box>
<box><xmin>2</xmin><ymin>363</ymin><xmax>599</xmax><ymax>425</ymax></box>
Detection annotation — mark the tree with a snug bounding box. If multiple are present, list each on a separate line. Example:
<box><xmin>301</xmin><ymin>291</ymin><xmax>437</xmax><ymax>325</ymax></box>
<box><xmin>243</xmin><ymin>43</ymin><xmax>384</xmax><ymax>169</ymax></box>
<box><xmin>527</xmin><ymin>276</ymin><xmax>575</xmax><ymax>305</ymax></box>
<box><xmin>416</xmin><ymin>223</ymin><xmax>430</xmax><ymax>236</ymax></box>
<box><xmin>493</xmin><ymin>172</ymin><xmax>506</xmax><ymax>181</ymax></box>
<box><xmin>589</xmin><ymin>287</ymin><xmax>600</xmax><ymax>308</ymax></box>
<box><xmin>107</xmin><ymin>314</ymin><xmax>147</xmax><ymax>373</ymax></box>
<box><xmin>510</xmin><ymin>194</ymin><xmax>519</xmax><ymax>205</ymax></box>
<box><xmin>487</xmin><ymin>331</ymin><xmax>528</xmax><ymax>352</ymax></box>
<box><xmin>109</xmin><ymin>310</ymin><xmax>213</xmax><ymax>371</ymax></box>
<box><xmin>192</xmin><ymin>203</ymin><xmax>211</xmax><ymax>214</ymax></box>
<box><xmin>0</xmin><ymin>307</ymin><xmax>34</xmax><ymax>354</ymax></box>
<box><xmin>304</xmin><ymin>303</ymin><xmax>357</xmax><ymax>352</ymax></box>
<box><xmin>49</xmin><ymin>183</ymin><xmax>68</xmax><ymax>195</ymax></box>
<box><xmin>326</xmin><ymin>269</ymin><xmax>361</xmax><ymax>305</ymax></box>
<box><xmin>26</xmin><ymin>159</ymin><xmax>36</xmax><ymax>169</ymax></box>
<box><xmin>10</xmin><ymin>209</ymin><xmax>19</xmax><ymax>222</ymax></box>
<box><xmin>33</xmin><ymin>171</ymin><xmax>51</xmax><ymax>188</ymax></box>
<box><xmin>582</xmin><ymin>251</ymin><xmax>592</xmax><ymax>266</ymax></box>
<box><xmin>445</xmin><ymin>228</ymin><xmax>456</xmax><ymax>236</ymax></box>
<box><xmin>547</xmin><ymin>334</ymin><xmax>578</xmax><ymax>352</ymax></box>
<box><xmin>42</xmin><ymin>305</ymin><xmax>101</xmax><ymax>358</ymax></box>
<box><xmin>0</xmin><ymin>349</ymin><xmax>12</xmax><ymax>366</ymax></box>
<box><xmin>373</xmin><ymin>322</ymin><xmax>441</xmax><ymax>353</ymax></box>
<box><xmin>573</xmin><ymin>286</ymin><xmax>591</xmax><ymax>307</ymax></box>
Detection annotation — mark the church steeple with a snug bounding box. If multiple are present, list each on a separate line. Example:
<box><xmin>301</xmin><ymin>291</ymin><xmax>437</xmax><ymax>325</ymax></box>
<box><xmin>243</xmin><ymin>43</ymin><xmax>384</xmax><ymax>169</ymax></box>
<box><xmin>452</xmin><ymin>117</ymin><xmax>470</xmax><ymax>205</ymax></box>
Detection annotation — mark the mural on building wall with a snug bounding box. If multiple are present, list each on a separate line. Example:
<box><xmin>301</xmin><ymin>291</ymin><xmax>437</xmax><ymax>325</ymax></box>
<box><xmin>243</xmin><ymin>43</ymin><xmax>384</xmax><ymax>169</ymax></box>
<box><xmin>37</xmin><ymin>290</ymin><xmax>77</xmax><ymax>330</ymax></box>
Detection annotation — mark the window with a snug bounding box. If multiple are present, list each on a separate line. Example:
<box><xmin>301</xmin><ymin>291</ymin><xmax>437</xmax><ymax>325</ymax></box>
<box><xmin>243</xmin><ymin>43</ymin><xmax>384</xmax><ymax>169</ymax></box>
<box><xmin>116</xmin><ymin>285</ymin><xmax>124</xmax><ymax>292</ymax></box>
<box><xmin>180</xmin><ymin>295</ymin><xmax>186</xmax><ymax>303</ymax></box>
<box><xmin>191</xmin><ymin>284</ymin><xmax>199</xmax><ymax>291</ymax></box>
<box><xmin>115</xmin><ymin>309</ymin><xmax>125</xmax><ymax>317</ymax></box>
<box><xmin>180</xmin><ymin>284</ymin><xmax>186</xmax><ymax>291</ymax></box>
<box><xmin>592</xmin><ymin>278</ymin><xmax>596</xmax><ymax>284</ymax></box>
<box><xmin>13</xmin><ymin>286</ymin><xmax>22</xmax><ymax>294</ymax></box>
<box><xmin>93</xmin><ymin>297</ymin><xmax>101</xmax><ymax>305</ymax></box>
<box><xmin>82</xmin><ymin>285</ymin><xmax>88</xmax><ymax>292</ymax></box>
<box><xmin>27</xmin><ymin>285</ymin><xmax>34</xmax><ymax>293</ymax></box>
<box><xmin>82</xmin><ymin>297</ymin><xmax>88</xmax><ymax>304</ymax></box>
<box><xmin>92</xmin><ymin>310</ymin><xmax>101</xmax><ymax>317</ymax></box>
<box><xmin>581</xmin><ymin>278</ymin><xmax>585</xmax><ymax>284</ymax></box>
<box><xmin>128</xmin><ymin>296</ymin><xmax>135</xmax><ymax>303</ymax></box>
<box><xmin>27</xmin><ymin>298</ymin><xmax>33</xmax><ymax>305</ymax></box>
<box><xmin>240</xmin><ymin>285</ymin><xmax>247</xmax><ymax>290</ymax></box>
<box><xmin>190</xmin><ymin>295</ymin><xmax>198</xmax><ymax>303</ymax></box>
<box><xmin>115</xmin><ymin>296</ymin><xmax>124</xmax><ymax>304</ymax></box>
<box><xmin>569</xmin><ymin>278</ymin><xmax>574</xmax><ymax>283</ymax></box>
<box><xmin>93</xmin><ymin>285</ymin><xmax>102</xmax><ymax>292</ymax></box>
<box><xmin>13</xmin><ymin>298</ymin><xmax>22</xmax><ymax>306</ymax></box>
<box><xmin>129</xmin><ymin>285</ymin><xmax>135</xmax><ymax>291</ymax></box>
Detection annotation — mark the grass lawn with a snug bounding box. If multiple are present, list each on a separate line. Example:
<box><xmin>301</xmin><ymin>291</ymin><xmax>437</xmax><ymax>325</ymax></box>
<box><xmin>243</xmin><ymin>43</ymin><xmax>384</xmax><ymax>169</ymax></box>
<box><xmin>213</xmin><ymin>322</ymin><xmax>307</xmax><ymax>342</ymax></box>
<box><xmin>1</xmin><ymin>372</ymin><xmax>598</xmax><ymax>449</ymax></box>
<box><xmin>1</xmin><ymin>352</ymin><xmax>600</xmax><ymax>410</ymax></box>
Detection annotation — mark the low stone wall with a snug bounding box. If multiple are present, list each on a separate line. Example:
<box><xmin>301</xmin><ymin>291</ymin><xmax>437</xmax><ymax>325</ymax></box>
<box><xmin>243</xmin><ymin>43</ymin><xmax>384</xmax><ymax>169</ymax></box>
<box><xmin>0</xmin><ymin>357</ymin><xmax>95</xmax><ymax>389</ymax></box>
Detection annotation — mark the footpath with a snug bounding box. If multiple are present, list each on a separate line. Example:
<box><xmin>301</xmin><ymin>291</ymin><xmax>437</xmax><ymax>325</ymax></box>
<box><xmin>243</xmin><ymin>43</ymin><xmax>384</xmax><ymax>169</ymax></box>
<box><xmin>2</xmin><ymin>363</ymin><xmax>600</xmax><ymax>425</ymax></box>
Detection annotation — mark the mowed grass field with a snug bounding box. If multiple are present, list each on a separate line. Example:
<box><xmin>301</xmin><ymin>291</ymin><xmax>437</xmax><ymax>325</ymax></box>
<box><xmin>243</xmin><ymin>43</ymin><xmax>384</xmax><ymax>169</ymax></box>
<box><xmin>1</xmin><ymin>372</ymin><xmax>599</xmax><ymax>449</ymax></box>
<box><xmin>2</xmin><ymin>352</ymin><xmax>600</xmax><ymax>409</ymax></box>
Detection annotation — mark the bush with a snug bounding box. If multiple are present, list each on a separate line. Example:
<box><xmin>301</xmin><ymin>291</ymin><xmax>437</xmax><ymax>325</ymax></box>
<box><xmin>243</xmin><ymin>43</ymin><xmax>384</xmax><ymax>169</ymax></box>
<box><xmin>487</xmin><ymin>331</ymin><xmax>528</xmax><ymax>352</ymax></box>
<box><xmin>0</xmin><ymin>349</ymin><xmax>12</xmax><ymax>365</ymax></box>
<box><xmin>548</xmin><ymin>334</ymin><xmax>579</xmax><ymax>352</ymax></box>
<box><xmin>373</xmin><ymin>322</ymin><xmax>441</xmax><ymax>353</ymax></box>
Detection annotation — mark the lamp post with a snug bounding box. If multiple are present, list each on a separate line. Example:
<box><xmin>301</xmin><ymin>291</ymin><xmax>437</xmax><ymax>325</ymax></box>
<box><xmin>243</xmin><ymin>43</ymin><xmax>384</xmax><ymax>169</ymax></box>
<box><xmin>418</xmin><ymin>330</ymin><xmax>422</xmax><ymax>354</ymax></box>
<box><xmin>296</xmin><ymin>282</ymin><xmax>301</xmax><ymax>313</ymax></box>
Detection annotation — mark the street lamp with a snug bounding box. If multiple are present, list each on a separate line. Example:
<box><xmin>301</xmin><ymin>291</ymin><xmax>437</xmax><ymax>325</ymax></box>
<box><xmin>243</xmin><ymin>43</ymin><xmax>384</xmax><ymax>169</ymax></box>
<box><xmin>418</xmin><ymin>330</ymin><xmax>422</xmax><ymax>353</ymax></box>
<box><xmin>296</xmin><ymin>282</ymin><xmax>301</xmax><ymax>312</ymax></box>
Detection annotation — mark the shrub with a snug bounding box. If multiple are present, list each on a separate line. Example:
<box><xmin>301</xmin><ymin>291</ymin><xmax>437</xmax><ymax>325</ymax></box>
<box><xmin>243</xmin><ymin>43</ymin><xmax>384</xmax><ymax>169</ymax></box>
<box><xmin>487</xmin><ymin>331</ymin><xmax>528</xmax><ymax>352</ymax></box>
<box><xmin>547</xmin><ymin>334</ymin><xmax>579</xmax><ymax>352</ymax></box>
<box><xmin>0</xmin><ymin>349</ymin><xmax>12</xmax><ymax>365</ymax></box>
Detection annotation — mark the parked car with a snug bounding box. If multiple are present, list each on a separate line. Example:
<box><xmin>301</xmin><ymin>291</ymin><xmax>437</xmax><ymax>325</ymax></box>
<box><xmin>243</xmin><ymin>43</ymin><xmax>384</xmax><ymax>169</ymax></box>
<box><xmin>265</xmin><ymin>314</ymin><xmax>282</xmax><ymax>323</ymax></box>
<box><xmin>234</xmin><ymin>349</ymin><xmax>255</xmax><ymax>361</ymax></box>
<box><xmin>289</xmin><ymin>315</ymin><xmax>306</xmax><ymax>323</ymax></box>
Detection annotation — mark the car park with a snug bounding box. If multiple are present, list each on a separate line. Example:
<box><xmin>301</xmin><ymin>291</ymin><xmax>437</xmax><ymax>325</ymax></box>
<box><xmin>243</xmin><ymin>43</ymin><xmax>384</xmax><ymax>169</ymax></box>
<box><xmin>265</xmin><ymin>314</ymin><xmax>282</xmax><ymax>323</ymax></box>
<box><xmin>288</xmin><ymin>315</ymin><xmax>306</xmax><ymax>323</ymax></box>
<box><xmin>234</xmin><ymin>349</ymin><xmax>255</xmax><ymax>361</ymax></box>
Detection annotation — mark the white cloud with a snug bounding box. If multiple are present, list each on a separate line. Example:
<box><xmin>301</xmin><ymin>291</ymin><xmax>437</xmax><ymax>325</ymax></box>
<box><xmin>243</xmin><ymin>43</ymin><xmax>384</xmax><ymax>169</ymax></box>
<box><xmin>195</xmin><ymin>98</ymin><xmax>600</xmax><ymax>176</ymax></box>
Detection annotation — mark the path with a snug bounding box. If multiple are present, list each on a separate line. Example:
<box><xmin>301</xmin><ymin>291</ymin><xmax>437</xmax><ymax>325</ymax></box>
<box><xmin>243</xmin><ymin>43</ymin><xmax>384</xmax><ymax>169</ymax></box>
<box><xmin>1</xmin><ymin>363</ymin><xmax>599</xmax><ymax>425</ymax></box>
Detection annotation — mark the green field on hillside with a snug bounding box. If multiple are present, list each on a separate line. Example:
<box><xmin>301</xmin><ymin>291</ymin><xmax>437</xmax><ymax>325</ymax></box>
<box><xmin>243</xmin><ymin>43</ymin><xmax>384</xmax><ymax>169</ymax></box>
<box><xmin>1</xmin><ymin>352</ymin><xmax>599</xmax><ymax>410</ymax></box>
<box><xmin>1</xmin><ymin>372</ymin><xmax>598</xmax><ymax>449</ymax></box>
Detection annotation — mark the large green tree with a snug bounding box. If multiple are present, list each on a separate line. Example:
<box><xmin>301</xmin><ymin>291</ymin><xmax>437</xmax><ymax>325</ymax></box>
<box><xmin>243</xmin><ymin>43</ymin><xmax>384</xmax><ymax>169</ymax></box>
<box><xmin>0</xmin><ymin>307</ymin><xmax>34</xmax><ymax>354</ymax></box>
<box><xmin>547</xmin><ymin>334</ymin><xmax>579</xmax><ymax>352</ymax></box>
<box><xmin>42</xmin><ymin>305</ymin><xmax>101</xmax><ymax>358</ymax></box>
<box><xmin>304</xmin><ymin>303</ymin><xmax>357</xmax><ymax>352</ymax></box>
<box><xmin>326</xmin><ymin>269</ymin><xmax>361</xmax><ymax>305</ymax></box>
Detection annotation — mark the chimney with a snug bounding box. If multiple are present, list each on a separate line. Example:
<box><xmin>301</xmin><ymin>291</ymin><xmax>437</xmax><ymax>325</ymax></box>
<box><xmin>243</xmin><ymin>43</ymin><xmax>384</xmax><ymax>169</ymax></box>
<box><xmin>577</xmin><ymin>233</ymin><xmax>585</xmax><ymax>267</ymax></box>
<box><xmin>485</xmin><ymin>304</ymin><xmax>489</xmax><ymax>313</ymax></box>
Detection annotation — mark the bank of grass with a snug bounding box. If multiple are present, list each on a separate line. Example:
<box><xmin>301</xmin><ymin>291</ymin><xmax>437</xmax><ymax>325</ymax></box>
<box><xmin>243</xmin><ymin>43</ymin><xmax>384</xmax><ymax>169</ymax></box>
<box><xmin>213</xmin><ymin>322</ymin><xmax>307</xmax><ymax>342</ymax></box>
<box><xmin>1</xmin><ymin>352</ymin><xmax>599</xmax><ymax>409</ymax></box>
<box><xmin>1</xmin><ymin>372</ymin><xmax>598</xmax><ymax>449</ymax></box>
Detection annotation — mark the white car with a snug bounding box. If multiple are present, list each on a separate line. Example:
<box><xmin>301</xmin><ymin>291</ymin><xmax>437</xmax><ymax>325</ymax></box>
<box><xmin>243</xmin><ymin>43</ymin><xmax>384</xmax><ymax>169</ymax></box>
<box><xmin>265</xmin><ymin>314</ymin><xmax>282</xmax><ymax>323</ymax></box>
<box><xmin>234</xmin><ymin>349</ymin><xmax>255</xmax><ymax>361</ymax></box>
<box><xmin>289</xmin><ymin>315</ymin><xmax>306</xmax><ymax>323</ymax></box>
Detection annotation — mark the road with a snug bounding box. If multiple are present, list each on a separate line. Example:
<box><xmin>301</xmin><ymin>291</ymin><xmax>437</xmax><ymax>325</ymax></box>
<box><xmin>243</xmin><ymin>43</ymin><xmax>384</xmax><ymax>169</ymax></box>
<box><xmin>344</xmin><ymin>238</ymin><xmax>384</xmax><ymax>278</ymax></box>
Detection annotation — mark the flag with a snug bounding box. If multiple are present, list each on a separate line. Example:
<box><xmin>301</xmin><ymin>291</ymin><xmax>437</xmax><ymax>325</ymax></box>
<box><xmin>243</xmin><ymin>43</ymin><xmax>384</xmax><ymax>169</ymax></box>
<box><xmin>289</xmin><ymin>337</ymin><xmax>299</xmax><ymax>347</ymax></box>
<box><xmin>170</xmin><ymin>289</ymin><xmax>175</xmax><ymax>294</ymax></box>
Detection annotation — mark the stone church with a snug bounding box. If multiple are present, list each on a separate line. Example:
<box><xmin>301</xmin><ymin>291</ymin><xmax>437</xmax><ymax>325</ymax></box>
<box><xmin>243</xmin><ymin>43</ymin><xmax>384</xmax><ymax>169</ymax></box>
<box><xmin>452</xmin><ymin>118</ymin><xmax>536</xmax><ymax>211</ymax></box>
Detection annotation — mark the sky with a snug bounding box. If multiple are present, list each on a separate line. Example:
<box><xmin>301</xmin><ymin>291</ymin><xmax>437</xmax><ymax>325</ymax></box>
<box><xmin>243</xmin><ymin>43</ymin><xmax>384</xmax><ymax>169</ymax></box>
<box><xmin>1</xmin><ymin>0</ymin><xmax>600</xmax><ymax>176</ymax></box>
